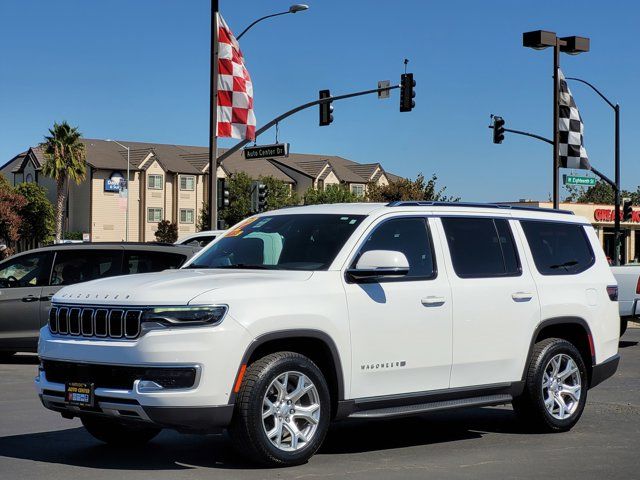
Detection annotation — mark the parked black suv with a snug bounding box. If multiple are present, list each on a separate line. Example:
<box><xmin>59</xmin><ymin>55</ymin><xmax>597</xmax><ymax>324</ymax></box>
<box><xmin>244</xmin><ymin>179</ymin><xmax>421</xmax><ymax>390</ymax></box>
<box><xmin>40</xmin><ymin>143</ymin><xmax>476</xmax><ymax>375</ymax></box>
<box><xmin>0</xmin><ymin>243</ymin><xmax>198</xmax><ymax>356</ymax></box>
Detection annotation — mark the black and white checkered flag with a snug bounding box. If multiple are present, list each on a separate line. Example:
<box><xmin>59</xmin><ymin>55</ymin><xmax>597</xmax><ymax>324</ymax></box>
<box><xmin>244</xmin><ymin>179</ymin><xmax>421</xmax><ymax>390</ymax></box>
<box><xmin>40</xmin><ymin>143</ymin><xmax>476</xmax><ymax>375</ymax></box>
<box><xmin>559</xmin><ymin>69</ymin><xmax>590</xmax><ymax>170</ymax></box>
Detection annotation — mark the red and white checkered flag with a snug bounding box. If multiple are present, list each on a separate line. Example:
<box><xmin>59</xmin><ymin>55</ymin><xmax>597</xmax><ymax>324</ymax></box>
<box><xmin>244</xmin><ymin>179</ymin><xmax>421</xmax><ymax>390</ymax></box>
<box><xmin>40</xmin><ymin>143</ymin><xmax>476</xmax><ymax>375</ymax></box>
<box><xmin>216</xmin><ymin>14</ymin><xmax>256</xmax><ymax>140</ymax></box>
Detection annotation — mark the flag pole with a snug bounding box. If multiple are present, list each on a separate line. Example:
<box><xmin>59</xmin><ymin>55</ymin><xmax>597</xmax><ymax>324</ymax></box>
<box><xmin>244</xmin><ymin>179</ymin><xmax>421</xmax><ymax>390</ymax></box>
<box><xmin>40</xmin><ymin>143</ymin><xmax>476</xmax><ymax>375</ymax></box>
<box><xmin>552</xmin><ymin>40</ymin><xmax>560</xmax><ymax>210</ymax></box>
<box><xmin>208</xmin><ymin>0</ymin><xmax>220</xmax><ymax>229</ymax></box>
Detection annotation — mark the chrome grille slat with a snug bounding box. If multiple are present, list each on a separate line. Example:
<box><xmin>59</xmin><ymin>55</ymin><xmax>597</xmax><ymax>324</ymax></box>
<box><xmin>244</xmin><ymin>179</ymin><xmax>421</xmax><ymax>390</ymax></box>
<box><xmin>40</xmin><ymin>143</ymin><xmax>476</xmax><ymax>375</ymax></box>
<box><xmin>50</xmin><ymin>306</ymin><xmax>142</xmax><ymax>340</ymax></box>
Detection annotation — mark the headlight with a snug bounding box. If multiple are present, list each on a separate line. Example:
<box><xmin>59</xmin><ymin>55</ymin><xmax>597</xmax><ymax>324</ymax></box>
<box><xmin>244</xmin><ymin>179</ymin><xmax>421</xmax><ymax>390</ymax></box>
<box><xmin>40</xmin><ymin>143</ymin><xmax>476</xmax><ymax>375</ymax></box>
<box><xmin>142</xmin><ymin>305</ymin><xmax>227</xmax><ymax>327</ymax></box>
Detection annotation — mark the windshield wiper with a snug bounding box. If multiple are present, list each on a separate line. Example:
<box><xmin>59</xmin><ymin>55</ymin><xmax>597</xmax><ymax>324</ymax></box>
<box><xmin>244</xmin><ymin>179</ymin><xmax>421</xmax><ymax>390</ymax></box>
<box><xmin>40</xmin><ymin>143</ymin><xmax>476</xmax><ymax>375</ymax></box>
<box><xmin>549</xmin><ymin>260</ymin><xmax>578</xmax><ymax>270</ymax></box>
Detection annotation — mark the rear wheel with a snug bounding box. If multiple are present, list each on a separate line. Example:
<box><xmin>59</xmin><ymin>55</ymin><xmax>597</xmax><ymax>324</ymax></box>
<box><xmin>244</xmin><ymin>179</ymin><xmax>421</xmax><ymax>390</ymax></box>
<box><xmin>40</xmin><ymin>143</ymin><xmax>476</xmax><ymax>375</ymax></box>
<box><xmin>229</xmin><ymin>352</ymin><xmax>330</xmax><ymax>466</ymax></box>
<box><xmin>81</xmin><ymin>416</ymin><xmax>161</xmax><ymax>446</ymax></box>
<box><xmin>513</xmin><ymin>338</ymin><xmax>588</xmax><ymax>432</ymax></box>
<box><xmin>620</xmin><ymin>318</ymin><xmax>628</xmax><ymax>337</ymax></box>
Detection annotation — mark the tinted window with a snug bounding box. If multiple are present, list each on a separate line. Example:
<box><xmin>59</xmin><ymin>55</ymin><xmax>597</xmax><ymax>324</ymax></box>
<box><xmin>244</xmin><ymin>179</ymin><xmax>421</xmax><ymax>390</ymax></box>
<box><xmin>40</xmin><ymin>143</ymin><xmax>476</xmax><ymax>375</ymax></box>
<box><xmin>521</xmin><ymin>221</ymin><xmax>594</xmax><ymax>275</ymax></box>
<box><xmin>0</xmin><ymin>252</ymin><xmax>51</xmax><ymax>288</ymax></box>
<box><xmin>51</xmin><ymin>250</ymin><xmax>122</xmax><ymax>286</ymax></box>
<box><xmin>354</xmin><ymin>217</ymin><xmax>435</xmax><ymax>279</ymax></box>
<box><xmin>442</xmin><ymin>217</ymin><xmax>521</xmax><ymax>278</ymax></box>
<box><xmin>187</xmin><ymin>214</ymin><xmax>365</xmax><ymax>271</ymax></box>
<box><xmin>124</xmin><ymin>251</ymin><xmax>186</xmax><ymax>274</ymax></box>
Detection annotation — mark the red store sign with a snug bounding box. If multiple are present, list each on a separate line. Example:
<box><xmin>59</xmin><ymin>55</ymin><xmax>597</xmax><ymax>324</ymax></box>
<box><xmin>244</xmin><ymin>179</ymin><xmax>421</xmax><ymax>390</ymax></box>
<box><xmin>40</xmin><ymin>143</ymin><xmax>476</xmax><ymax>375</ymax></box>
<box><xmin>594</xmin><ymin>208</ymin><xmax>640</xmax><ymax>223</ymax></box>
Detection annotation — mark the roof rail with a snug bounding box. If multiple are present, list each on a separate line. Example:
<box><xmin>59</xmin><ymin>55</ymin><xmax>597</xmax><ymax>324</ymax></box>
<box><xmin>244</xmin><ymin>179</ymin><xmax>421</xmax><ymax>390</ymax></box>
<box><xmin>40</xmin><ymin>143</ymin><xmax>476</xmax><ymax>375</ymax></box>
<box><xmin>386</xmin><ymin>201</ymin><xmax>574</xmax><ymax>215</ymax></box>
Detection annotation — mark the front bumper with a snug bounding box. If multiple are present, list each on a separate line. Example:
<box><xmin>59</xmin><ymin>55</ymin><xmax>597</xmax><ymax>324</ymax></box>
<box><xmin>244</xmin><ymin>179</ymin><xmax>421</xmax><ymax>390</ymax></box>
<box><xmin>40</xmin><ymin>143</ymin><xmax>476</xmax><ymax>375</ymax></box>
<box><xmin>590</xmin><ymin>353</ymin><xmax>620</xmax><ymax>389</ymax></box>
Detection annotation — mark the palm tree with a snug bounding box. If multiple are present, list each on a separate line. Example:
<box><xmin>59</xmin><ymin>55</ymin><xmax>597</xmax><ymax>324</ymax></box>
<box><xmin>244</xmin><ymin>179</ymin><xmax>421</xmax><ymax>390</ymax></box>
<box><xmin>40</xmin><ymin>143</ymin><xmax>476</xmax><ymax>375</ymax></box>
<box><xmin>40</xmin><ymin>121</ymin><xmax>87</xmax><ymax>242</ymax></box>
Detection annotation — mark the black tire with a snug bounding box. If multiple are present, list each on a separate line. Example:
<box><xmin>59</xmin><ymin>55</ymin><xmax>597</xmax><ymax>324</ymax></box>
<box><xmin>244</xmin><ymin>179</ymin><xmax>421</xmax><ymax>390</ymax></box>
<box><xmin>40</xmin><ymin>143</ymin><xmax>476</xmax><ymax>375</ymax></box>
<box><xmin>620</xmin><ymin>318</ymin><xmax>628</xmax><ymax>337</ymax></box>
<box><xmin>513</xmin><ymin>338</ymin><xmax>588</xmax><ymax>432</ymax></box>
<box><xmin>0</xmin><ymin>351</ymin><xmax>16</xmax><ymax>361</ymax></box>
<box><xmin>81</xmin><ymin>416</ymin><xmax>161</xmax><ymax>446</ymax></box>
<box><xmin>229</xmin><ymin>352</ymin><xmax>331</xmax><ymax>466</ymax></box>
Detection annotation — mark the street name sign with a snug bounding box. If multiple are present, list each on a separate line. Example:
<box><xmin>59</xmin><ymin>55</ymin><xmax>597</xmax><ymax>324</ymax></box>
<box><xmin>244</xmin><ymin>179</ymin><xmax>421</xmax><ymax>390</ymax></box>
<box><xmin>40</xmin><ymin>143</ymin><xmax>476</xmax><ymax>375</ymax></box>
<box><xmin>564</xmin><ymin>175</ymin><xmax>596</xmax><ymax>186</ymax></box>
<box><xmin>244</xmin><ymin>143</ymin><xmax>289</xmax><ymax>160</ymax></box>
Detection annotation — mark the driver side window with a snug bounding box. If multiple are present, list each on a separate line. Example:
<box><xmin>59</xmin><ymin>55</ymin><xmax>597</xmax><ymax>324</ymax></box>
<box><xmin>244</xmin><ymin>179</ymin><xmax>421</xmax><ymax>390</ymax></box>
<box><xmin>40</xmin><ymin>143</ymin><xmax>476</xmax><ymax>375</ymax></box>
<box><xmin>0</xmin><ymin>253</ymin><xmax>51</xmax><ymax>288</ymax></box>
<box><xmin>354</xmin><ymin>217</ymin><xmax>436</xmax><ymax>279</ymax></box>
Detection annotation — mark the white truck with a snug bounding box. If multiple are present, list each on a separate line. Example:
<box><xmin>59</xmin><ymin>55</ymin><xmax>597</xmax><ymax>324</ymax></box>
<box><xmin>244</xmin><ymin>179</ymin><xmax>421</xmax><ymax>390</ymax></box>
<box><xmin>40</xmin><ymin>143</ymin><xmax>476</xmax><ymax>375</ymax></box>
<box><xmin>611</xmin><ymin>265</ymin><xmax>640</xmax><ymax>335</ymax></box>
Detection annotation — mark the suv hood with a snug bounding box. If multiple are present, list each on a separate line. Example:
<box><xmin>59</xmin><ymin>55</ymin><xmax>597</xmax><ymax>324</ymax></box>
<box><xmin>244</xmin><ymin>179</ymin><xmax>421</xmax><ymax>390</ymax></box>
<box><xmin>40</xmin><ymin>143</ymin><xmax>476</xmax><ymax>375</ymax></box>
<box><xmin>53</xmin><ymin>269</ymin><xmax>313</xmax><ymax>306</ymax></box>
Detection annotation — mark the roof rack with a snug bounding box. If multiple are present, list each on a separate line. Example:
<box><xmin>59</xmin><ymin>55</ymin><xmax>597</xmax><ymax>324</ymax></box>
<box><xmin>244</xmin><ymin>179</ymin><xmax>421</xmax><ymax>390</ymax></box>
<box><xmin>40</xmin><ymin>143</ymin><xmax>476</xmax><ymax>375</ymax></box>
<box><xmin>386</xmin><ymin>201</ymin><xmax>574</xmax><ymax>215</ymax></box>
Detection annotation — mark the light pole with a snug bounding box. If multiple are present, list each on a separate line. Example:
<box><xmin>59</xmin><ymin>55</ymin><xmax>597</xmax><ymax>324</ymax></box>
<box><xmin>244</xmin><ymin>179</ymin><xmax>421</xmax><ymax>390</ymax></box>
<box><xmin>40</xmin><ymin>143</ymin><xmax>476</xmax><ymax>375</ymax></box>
<box><xmin>566</xmin><ymin>77</ymin><xmax>621</xmax><ymax>264</ymax></box>
<box><xmin>106</xmin><ymin>139</ymin><xmax>130</xmax><ymax>242</ymax></box>
<box><xmin>207</xmin><ymin>2</ymin><xmax>310</xmax><ymax>230</ymax></box>
<box><xmin>523</xmin><ymin>30</ymin><xmax>590</xmax><ymax>210</ymax></box>
<box><xmin>236</xmin><ymin>4</ymin><xmax>309</xmax><ymax>40</ymax></box>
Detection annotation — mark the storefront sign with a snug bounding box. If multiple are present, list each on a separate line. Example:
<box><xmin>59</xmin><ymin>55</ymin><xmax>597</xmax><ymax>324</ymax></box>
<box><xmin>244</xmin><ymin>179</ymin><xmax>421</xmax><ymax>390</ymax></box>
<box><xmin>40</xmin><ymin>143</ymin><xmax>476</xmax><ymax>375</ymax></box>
<box><xmin>104</xmin><ymin>171</ymin><xmax>125</xmax><ymax>192</ymax></box>
<box><xmin>594</xmin><ymin>208</ymin><xmax>640</xmax><ymax>223</ymax></box>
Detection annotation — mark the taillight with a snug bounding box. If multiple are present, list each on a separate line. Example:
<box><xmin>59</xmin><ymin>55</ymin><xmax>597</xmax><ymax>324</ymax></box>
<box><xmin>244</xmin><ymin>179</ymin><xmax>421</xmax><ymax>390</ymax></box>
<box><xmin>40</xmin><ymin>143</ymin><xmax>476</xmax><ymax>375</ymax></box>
<box><xmin>607</xmin><ymin>285</ymin><xmax>618</xmax><ymax>301</ymax></box>
<box><xmin>636</xmin><ymin>276</ymin><xmax>640</xmax><ymax>294</ymax></box>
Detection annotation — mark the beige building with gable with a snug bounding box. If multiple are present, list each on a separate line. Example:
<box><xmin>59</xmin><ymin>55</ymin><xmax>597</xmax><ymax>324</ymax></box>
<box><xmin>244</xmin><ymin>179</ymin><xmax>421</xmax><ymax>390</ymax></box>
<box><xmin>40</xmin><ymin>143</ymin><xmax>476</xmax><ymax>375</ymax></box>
<box><xmin>1</xmin><ymin>139</ymin><xmax>399</xmax><ymax>242</ymax></box>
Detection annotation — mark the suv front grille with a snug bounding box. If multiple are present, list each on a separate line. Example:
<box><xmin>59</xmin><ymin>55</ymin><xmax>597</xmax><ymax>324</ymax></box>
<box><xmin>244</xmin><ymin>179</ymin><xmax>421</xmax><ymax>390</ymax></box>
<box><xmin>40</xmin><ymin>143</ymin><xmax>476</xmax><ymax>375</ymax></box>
<box><xmin>41</xmin><ymin>360</ymin><xmax>197</xmax><ymax>390</ymax></box>
<box><xmin>49</xmin><ymin>306</ymin><xmax>142</xmax><ymax>339</ymax></box>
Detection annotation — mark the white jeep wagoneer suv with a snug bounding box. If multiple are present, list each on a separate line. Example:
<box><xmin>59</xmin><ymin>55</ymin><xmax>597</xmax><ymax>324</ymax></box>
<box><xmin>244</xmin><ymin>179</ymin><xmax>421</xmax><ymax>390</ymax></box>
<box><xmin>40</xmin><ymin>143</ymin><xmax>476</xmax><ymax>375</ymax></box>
<box><xmin>36</xmin><ymin>202</ymin><xmax>620</xmax><ymax>466</ymax></box>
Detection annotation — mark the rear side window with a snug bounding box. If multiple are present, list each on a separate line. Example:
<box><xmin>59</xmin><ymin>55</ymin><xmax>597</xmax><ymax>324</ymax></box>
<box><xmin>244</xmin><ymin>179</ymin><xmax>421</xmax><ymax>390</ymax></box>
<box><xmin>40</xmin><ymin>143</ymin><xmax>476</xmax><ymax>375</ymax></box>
<box><xmin>51</xmin><ymin>250</ymin><xmax>122</xmax><ymax>286</ymax></box>
<box><xmin>441</xmin><ymin>217</ymin><xmax>521</xmax><ymax>278</ymax></box>
<box><xmin>123</xmin><ymin>251</ymin><xmax>187</xmax><ymax>274</ymax></box>
<box><xmin>520</xmin><ymin>221</ymin><xmax>594</xmax><ymax>275</ymax></box>
<box><xmin>355</xmin><ymin>217</ymin><xmax>435</xmax><ymax>279</ymax></box>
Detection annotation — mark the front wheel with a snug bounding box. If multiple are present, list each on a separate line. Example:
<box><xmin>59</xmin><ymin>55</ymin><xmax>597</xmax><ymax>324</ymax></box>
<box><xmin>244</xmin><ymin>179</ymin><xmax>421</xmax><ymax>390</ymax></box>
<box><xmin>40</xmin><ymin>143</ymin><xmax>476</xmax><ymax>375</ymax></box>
<box><xmin>513</xmin><ymin>338</ymin><xmax>588</xmax><ymax>432</ymax></box>
<box><xmin>81</xmin><ymin>416</ymin><xmax>161</xmax><ymax>446</ymax></box>
<box><xmin>229</xmin><ymin>352</ymin><xmax>331</xmax><ymax>466</ymax></box>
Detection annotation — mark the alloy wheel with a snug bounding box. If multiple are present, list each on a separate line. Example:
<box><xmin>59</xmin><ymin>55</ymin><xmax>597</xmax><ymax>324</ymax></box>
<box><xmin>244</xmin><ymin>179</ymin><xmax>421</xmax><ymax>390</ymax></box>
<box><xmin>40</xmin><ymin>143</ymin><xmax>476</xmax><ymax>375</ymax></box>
<box><xmin>541</xmin><ymin>353</ymin><xmax>582</xmax><ymax>420</ymax></box>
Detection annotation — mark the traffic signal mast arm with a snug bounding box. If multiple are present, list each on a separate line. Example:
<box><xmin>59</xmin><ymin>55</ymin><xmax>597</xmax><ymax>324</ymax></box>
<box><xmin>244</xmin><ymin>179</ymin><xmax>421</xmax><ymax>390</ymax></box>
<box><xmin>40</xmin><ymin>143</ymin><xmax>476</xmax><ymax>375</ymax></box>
<box><xmin>488</xmin><ymin>123</ymin><xmax>617</xmax><ymax>188</ymax></box>
<box><xmin>217</xmin><ymin>83</ymin><xmax>401</xmax><ymax>164</ymax></box>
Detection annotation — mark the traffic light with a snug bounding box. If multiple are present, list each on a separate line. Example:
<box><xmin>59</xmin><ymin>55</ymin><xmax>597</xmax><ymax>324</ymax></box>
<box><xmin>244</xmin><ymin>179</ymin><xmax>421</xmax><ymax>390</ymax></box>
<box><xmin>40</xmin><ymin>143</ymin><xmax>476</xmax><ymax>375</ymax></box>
<box><xmin>623</xmin><ymin>199</ymin><xmax>633</xmax><ymax>222</ymax></box>
<box><xmin>319</xmin><ymin>89</ymin><xmax>333</xmax><ymax>126</ymax></box>
<box><xmin>400</xmin><ymin>73</ymin><xmax>416</xmax><ymax>112</ymax></box>
<box><xmin>218</xmin><ymin>181</ymin><xmax>230</xmax><ymax>209</ymax></box>
<box><xmin>492</xmin><ymin>116</ymin><xmax>505</xmax><ymax>144</ymax></box>
<box><xmin>257</xmin><ymin>184</ymin><xmax>268</xmax><ymax>212</ymax></box>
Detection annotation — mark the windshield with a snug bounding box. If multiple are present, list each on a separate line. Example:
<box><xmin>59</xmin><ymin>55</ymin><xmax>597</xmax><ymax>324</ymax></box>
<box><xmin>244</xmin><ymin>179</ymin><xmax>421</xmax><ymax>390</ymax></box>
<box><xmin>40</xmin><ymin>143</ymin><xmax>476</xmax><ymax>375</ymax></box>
<box><xmin>186</xmin><ymin>214</ymin><xmax>365</xmax><ymax>271</ymax></box>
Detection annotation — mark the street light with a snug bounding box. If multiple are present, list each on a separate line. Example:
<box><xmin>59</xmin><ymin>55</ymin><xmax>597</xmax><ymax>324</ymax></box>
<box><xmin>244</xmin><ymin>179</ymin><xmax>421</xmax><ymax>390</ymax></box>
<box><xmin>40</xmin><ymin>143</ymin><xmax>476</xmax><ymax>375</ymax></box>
<box><xmin>523</xmin><ymin>30</ymin><xmax>590</xmax><ymax>210</ymax></box>
<box><xmin>565</xmin><ymin>76</ymin><xmax>622</xmax><ymax>264</ymax></box>
<box><xmin>106</xmin><ymin>139</ymin><xmax>130</xmax><ymax>242</ymax></box>
<box><xmin>236</xmin><ymin>4</ymin><xmax>309</xmax><ymax>40</ymax></box>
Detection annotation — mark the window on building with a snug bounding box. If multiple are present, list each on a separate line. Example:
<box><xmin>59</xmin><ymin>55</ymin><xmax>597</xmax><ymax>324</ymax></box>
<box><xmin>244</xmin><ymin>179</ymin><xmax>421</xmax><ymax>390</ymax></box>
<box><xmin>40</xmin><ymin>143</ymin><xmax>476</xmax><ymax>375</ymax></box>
<box><xmin>180</xmin><ymin>175</ymin><xmax>195</xmax><ymax>191</ymax></box>
<box><xmin>148</xmin><ymin>174</ymin><xmax>163</xmax><ymax>190</ymax></box>
<box><xmin>147</xmin><ymin>207</ymin><xmax>163</xmax><ymax>223</ymax></box>
<box><xmin>317</xmin><ymin>179</ymin><xmax>324</xmax><ymax>191</ymax></box>
<box><xmin>521</xmin><ymin>220</ymin><xmax>595</xmax><ymax>275</ymax></box>
<box><xmin>180</xmin><ymin>208</ymin><xmax>195</xmax><ymax>224</ymax></box>
<box><xmin>441</xmin><ymin>217</ymin><xmax>521</xmax><ymax>278</ymax></box>
<box><xmin>353</xmin><ymin>217</ymin><xmax>435</xmax><ymax>279</ymax></box>
<box><xmin>25</xmin><ymin>173</ymin><xmax>33</xmax><ymax>183</ymax></box>
<box><xmin>350</xmin><ymin>184</ymin><xmax>365</xmax><ymax>197</ymax></box>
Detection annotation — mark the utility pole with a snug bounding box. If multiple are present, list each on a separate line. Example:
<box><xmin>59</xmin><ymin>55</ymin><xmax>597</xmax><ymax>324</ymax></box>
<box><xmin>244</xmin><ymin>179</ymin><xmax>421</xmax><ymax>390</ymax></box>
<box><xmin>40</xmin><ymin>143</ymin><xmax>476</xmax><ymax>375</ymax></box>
<box><xmin>208</xmin><ymin>0</ymin><xmax>219</xmax><ymax>230</ymax></box>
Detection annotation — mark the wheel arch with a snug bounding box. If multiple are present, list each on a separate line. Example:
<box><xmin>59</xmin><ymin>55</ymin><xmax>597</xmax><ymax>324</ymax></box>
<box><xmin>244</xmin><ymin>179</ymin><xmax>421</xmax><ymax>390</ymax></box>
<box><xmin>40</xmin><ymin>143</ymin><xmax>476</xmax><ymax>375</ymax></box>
<box><xmin>524</xmin><ymin>316</ymin><xmax>595</xmax><ymax>385</ymax></box>
<box><xmin>231</xmin><ymin>329</ymin><xmax>345</xmax><ymax>416</ymax></box>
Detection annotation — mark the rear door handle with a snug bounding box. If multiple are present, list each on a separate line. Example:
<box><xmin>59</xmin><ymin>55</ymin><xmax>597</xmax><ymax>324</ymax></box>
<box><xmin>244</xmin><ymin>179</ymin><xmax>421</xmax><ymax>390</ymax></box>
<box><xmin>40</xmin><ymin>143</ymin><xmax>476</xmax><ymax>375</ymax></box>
<box><xmin>511</xmin><ymin>292</ymin><xmax>533</xmax><ymax>302</ymax></box>
<box><xmin>421</xmin><ymin>296</ymin><xmax>446</xmax><ymax>307</ymax></box>
<box><xmin>21</xmin><ymin>296</ymin><xmax>38</xmax><ymax>303</ymax></box>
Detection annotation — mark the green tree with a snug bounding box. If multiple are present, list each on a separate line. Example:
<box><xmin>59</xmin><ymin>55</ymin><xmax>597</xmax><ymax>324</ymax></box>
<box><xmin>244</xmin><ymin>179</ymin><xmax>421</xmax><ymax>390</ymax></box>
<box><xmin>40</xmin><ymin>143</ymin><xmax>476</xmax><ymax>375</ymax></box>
<box><xmin>303</xmin><ymin>184</ymin><xmax>361</xmax><ymax>205</ymax></box>
<box><xmin>14</xmin><ymin>182</ymin><xmax>55</xmax><ymax>246</ymax></box>
<box><xmin>220</xmin><ymin>172</ymin><xmax>253</xmax><ymax>226</ymax></box>
<box><xmin>259</xmin><ymin>175</ymin><xmax>299</xmax><ymax>211</ymax></box>
<box><xmin>197</xmin><ymin>202</ymin><xmax>210</xmax><ymax>231</ymax></box>
<box><xmin>0</xmin><ymin>174</ymin><xmax>27</xmax><ymax>253</ymax></box>
<box><xmin>367</xmin><ymin>173</ymin><xmax>459</xmax><ymax>203</ymax></box>
<box><xmin>40</xmin><ymin>121</ymin><xmax>87</xmax><ymax>242</ymax></box>
<box><xmin>154</xmin><ymin>220</ymin><xmax>178</xmax><ymax>243</ymax></box>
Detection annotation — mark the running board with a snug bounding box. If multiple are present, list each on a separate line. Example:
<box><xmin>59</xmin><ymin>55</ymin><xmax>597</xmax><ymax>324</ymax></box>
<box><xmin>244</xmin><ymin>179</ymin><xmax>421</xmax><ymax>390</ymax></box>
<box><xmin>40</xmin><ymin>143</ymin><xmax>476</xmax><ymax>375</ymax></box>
<box><xmin>348</xmin><ymin>394</ymin><xmax>512</xmax><ymax>419</ymax></box>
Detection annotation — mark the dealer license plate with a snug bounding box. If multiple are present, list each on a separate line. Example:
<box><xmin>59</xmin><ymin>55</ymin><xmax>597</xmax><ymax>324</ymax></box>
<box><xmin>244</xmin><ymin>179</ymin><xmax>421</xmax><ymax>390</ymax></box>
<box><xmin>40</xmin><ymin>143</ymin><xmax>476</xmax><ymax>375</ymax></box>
<box><xmin>65</xmin><ymin>382</ymin><xmax>95</xmax><ymax>407</ymax></box>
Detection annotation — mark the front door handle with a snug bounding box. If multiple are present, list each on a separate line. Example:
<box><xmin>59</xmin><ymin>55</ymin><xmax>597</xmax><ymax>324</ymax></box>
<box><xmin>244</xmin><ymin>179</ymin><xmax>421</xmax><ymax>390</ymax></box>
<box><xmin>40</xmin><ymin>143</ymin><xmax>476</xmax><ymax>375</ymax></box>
<box><xmin>21</xmin><ymin>296</ymin><xmax>38</xmax><ymax>303</ymax></box>
<box><xmin>511</xmin><ymin>292</ymin><xmax>533</xmax><ymax>302</ymax></box>
<box><xmin>422</xmin><ymin>296</ymin><xmax>446</xmax><ymax>307</ymax></box>
<box><xmin>40</xmin><ymin>294</ymin><xmax>54</xmax><ymax>302</ymax></box>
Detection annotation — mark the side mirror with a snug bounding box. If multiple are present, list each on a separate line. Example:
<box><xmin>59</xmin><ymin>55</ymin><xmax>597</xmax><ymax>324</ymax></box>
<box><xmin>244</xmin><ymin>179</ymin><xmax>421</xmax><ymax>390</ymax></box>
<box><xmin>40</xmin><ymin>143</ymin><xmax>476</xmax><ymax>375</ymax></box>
<box><xmin>347</xmin><ymin>250</ymin><xmax>410</xmax><ymax>282</ymax></box>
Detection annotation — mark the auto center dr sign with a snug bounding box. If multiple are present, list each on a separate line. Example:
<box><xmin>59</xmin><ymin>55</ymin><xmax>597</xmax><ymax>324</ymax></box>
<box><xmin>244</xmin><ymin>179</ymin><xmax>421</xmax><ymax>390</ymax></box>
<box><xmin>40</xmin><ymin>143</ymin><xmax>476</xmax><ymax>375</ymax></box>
<box><xmin>594</xmin><ymin>208</ymin><xmax>640</xmax><ymax>223</ymax></box>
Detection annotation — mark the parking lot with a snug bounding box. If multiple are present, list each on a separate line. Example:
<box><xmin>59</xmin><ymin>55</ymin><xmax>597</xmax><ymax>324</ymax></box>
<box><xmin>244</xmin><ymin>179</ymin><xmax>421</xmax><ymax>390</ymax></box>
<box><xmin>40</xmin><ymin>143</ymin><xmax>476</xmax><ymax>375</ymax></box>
<box><xmin>0</xmin><ymin>327</ymin><xmax>638</xmax><ymax>480</ymax></box>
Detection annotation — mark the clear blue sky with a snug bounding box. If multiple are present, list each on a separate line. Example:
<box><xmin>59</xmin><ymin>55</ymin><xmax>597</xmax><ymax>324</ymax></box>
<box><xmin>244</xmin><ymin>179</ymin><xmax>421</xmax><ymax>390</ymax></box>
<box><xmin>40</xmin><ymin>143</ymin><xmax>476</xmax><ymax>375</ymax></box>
<box><xmin>1</xmin><ymin>0</ymin><xmax>639</xmax><ymax>201</ymax></box>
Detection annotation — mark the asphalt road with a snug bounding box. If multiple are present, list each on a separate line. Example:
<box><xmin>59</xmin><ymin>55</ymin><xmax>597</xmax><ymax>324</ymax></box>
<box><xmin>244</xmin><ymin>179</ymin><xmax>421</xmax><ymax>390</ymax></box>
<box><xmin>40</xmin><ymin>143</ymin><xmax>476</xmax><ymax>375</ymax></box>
<box><xmin>1</xmin><ymin>328</ymin><xmax>638</xmax><ymax>480</ymax></box>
